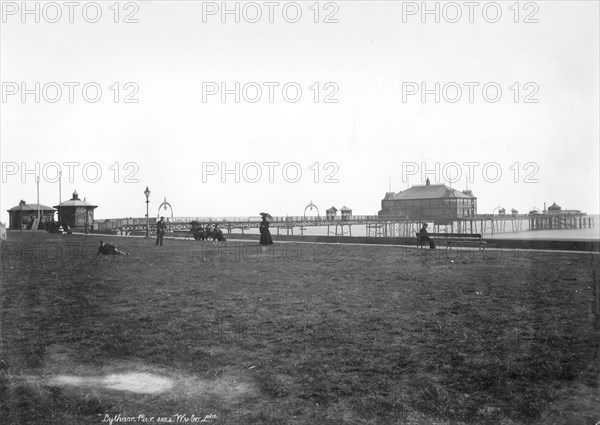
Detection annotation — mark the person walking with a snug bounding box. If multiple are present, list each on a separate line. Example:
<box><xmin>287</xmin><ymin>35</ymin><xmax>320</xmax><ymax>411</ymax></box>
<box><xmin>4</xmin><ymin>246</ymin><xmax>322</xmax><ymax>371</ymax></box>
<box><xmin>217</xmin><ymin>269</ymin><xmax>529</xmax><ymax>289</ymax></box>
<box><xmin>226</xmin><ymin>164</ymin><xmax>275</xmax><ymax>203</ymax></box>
<box><xmin>259</xmin><ymin>213</ymin><xmax>273</xmax><ymax>252</ymax></box>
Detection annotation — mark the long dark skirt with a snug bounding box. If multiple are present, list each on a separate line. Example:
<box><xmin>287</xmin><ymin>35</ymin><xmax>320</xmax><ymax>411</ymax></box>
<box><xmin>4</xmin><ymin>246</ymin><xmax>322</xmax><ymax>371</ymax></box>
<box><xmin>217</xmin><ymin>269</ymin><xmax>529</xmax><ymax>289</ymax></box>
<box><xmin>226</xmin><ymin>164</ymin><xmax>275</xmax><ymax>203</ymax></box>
<box><xmin>259</xmin><ymin>229</ymin><xmax>273</xmax><ymax>246</ymax></box>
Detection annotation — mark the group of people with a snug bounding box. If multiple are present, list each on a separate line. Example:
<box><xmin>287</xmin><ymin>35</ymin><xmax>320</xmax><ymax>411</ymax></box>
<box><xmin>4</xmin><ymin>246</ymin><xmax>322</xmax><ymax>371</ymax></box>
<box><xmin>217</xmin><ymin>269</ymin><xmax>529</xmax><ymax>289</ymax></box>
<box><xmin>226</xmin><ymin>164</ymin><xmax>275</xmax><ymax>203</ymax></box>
<box><xmin>190</xmin><ymin>221</ymin><xmax>226</xmax><ymax>242</ymax></box>
<box><xmin>98</xmin><ymin>215</ymin><xmax>269</xmax><ymax>256</ymax></box>
<box><xmin>97</xmin><ymin>215</ymin><xmax>433</xmax><ymax>257</ymax></box>
<box><xmin>45</xmin><ymin>221</ymin><xmax>72</xmax><ymax>234</ymax></box>
<box><xmin>156</xmin><ymin>217</ymin><xmax>228</xmax><ymax>247</ymax></box>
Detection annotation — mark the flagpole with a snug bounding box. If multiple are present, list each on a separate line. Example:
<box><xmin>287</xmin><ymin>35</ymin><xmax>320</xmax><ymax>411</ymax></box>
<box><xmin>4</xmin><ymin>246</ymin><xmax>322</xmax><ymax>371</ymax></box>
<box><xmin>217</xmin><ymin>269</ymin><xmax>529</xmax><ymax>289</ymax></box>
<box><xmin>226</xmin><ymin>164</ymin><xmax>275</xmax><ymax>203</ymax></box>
<box><xmin>36</xmin><ymin>176</ymin><xmax>40</xmax><ymax>220</ymax></box>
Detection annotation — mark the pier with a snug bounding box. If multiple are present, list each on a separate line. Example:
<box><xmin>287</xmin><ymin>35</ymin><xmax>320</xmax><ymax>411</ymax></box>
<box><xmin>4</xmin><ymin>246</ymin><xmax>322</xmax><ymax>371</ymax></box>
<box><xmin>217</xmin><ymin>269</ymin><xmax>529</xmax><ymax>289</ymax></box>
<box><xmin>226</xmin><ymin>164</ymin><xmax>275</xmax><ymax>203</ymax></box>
<box><xmin>95</xmin><ymin>212</ymin><xmax>595</xmax><ymax>238</ymax></box>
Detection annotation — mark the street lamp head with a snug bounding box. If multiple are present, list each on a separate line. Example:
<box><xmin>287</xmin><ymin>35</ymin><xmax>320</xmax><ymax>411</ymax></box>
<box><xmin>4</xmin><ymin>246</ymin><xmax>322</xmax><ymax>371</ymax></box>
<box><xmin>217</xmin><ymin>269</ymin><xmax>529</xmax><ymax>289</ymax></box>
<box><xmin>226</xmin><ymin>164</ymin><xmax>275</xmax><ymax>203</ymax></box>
<box><xmin>144</xmin><ymin>186</ymin><xmax>151</xmax><ymax>200</ymax></box>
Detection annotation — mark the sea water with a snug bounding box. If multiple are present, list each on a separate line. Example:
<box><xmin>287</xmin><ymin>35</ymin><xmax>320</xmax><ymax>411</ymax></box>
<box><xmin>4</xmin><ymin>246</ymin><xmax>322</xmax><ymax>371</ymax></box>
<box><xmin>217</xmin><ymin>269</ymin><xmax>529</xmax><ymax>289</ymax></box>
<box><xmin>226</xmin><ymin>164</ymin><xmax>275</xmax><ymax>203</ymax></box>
<box><xmin>236</xmin><ymin>215</ymin><xmax>600</xmax><ymax>240</ymax></box>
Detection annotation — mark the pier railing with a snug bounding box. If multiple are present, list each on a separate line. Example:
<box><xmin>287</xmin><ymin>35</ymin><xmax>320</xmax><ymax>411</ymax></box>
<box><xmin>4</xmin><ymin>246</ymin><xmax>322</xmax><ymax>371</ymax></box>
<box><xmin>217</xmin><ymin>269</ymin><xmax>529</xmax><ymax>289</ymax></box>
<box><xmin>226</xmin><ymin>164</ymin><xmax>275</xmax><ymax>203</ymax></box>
<box><xmin>94</xmin><ymin>212</ymin><xmax>593</xmax><ymax>235</ymax></box>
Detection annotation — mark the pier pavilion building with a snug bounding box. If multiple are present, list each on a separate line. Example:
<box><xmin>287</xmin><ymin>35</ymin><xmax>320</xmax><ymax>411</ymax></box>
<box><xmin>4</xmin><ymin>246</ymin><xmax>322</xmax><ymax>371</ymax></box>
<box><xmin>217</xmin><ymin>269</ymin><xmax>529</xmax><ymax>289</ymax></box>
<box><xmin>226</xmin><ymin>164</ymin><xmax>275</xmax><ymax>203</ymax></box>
<box><xmin>378</xmin><ymin>178</ymin><xmax>477</xmax><ymax>224</ymax></box>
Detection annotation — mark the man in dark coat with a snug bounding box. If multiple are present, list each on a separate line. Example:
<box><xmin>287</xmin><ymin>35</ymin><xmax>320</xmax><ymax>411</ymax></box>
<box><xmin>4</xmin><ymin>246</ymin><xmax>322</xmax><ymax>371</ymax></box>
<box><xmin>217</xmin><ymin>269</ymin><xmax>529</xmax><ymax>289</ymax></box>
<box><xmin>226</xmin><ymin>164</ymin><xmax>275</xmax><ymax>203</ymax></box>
<box><xmin>156</xmin><ymin>217</ymin><xmax>166</xmax><ymax>246</ymax></box>
<box><xmin>418</xmin><ymin>223</ymin><xmax>435</xmax><ymax>249</ymax></box>
<box><xmin>98</xmin><ymin>240</ymin><xmax>127</xmax><ymax>255</ymax></box>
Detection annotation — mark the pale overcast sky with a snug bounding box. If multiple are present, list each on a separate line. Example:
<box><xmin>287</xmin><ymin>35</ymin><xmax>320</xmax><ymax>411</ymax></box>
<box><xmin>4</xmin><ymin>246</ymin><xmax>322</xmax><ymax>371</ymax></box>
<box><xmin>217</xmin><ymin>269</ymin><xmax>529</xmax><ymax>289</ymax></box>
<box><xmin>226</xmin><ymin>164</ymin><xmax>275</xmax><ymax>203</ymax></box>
<box><xmin>1</xmin><ymin>1</ymin><xmax>599</xmax><ymax>221</ymax></box>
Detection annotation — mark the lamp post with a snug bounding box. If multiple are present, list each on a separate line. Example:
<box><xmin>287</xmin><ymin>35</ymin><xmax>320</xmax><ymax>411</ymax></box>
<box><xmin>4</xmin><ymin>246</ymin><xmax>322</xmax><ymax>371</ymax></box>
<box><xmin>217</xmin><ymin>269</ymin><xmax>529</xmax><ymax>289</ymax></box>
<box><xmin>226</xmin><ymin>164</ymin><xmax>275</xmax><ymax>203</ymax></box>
<box><xmin>491</xmin><ymin>206</ymin><xmax>502</xmax><ymax>237</ymax></box>
<box><xmin>144</xmin><ymin>186</ymin><xmax>151</xmax><ymax>238</ymax></box>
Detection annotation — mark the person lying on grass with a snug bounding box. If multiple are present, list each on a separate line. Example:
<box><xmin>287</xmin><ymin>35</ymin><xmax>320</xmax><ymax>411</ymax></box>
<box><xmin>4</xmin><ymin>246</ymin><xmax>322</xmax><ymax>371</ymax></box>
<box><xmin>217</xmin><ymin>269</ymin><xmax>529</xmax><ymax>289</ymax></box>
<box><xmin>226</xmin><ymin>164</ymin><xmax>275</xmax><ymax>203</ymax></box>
<box><xmin>97</xmin><ymin>240</ymin><xmax>127</xmax><ymax>255</ymax></box>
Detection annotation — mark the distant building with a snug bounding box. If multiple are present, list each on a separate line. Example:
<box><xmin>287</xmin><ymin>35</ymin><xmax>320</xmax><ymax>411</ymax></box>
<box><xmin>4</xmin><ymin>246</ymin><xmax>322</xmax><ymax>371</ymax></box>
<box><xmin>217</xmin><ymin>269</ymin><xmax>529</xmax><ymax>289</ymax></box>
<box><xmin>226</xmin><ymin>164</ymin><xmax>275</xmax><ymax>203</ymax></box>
<box><xmin>378</xmin><ymin>179</ymin><xmax>477</xmax><ymax>223</ymax></box>
<box><xmin>340</xmin><ymin>206</ymin><xmax>352</xmax><ymax>221</ymax></box>
<box><xmin>6</xmin><ymin>201</ymin><xmax>56</xmax><ymax>229</ymax></box>
<box><xmin>547</xmin><ymin>202</ymin><xmax>581</xmax><ymax>215</ymax></box>
<box><xmin>54</xmin><ymin>191</ymin><xmax>98</xmax><ymax>231</ymax></box>
<box><xmin>326</xmin><ymin>206</ymin><xmax>338</xmax><ymax>220</ymax></box>
<box><xmin>548</xmin><ymin>202</ymin><xmax>561</xmax><ymax>213</ymax></box>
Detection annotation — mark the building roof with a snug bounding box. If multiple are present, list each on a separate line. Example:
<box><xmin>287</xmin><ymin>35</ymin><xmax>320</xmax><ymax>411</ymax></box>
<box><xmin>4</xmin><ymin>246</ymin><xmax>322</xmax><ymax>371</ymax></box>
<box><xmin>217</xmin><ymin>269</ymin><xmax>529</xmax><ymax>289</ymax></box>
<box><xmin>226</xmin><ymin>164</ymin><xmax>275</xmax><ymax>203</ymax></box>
<box><xmin>326</xmin><ymin>206</ymin><xmax>338</xmax><ymax>212</ymax></box>
<box><xmin>54</xmin><ymin>199</ymin><xmax>98</xmax><ymax>208</ymax></box>
<box><xmin>54</xmin><ymin>191</ymin><xmax>97</xmax><ymax>209</ymax></box>
<box><xmin>548</xmin><ymin>202</ymin><xmax>561</xmax><ymax>210</ymax></box>
<box><xmin>340</xmin><ymin>206</ymin><xmax>352</xmax><ymax>211</ymax></box>
<box><xmin>391</xmin><ymin>184</ymin><xmax>476</xmax><ymax>200</ymax></box>
<box><xmin>7</xmin><ymin>203</ymin><xmax>56</xmax><ymax>212</ymax></box>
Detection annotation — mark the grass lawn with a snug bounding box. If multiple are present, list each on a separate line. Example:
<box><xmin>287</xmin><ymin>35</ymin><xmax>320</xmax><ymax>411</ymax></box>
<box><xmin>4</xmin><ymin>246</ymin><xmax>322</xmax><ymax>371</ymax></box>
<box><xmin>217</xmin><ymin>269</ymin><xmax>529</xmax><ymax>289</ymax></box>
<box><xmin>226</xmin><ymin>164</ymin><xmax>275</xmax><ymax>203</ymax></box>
<box><xmin>1</xmin><ymin>232</ymin><xmax>599</xmax><ymax>424</ymax></box>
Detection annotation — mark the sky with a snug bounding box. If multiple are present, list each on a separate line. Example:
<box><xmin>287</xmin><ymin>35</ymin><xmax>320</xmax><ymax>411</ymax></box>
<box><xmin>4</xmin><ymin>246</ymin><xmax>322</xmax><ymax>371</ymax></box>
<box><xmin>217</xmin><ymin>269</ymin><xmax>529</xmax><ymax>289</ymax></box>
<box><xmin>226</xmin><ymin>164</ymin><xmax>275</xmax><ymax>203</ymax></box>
<box><xmin>1</xmin><ymin>0</ymin><xmax>599</xmax><ymax>222</ymax></box>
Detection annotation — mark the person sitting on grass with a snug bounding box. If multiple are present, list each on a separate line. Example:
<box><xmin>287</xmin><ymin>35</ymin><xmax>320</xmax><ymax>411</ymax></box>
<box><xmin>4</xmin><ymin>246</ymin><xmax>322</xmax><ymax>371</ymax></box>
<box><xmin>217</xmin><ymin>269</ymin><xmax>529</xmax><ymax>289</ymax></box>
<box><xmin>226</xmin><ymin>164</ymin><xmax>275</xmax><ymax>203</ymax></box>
<box><xmin>212</xmin><ymin>223</ymin><xmax>226</xmax><ymax>242</ymax></box>
<box><xmin>419</xmin><ymin>223</ymin><xmax>435</xmax><ymax>249</ymax></box>
<box><xmin>97</xmin><ymin>240</ymin><xmax>127</xmax><ymax>255</ymax></box>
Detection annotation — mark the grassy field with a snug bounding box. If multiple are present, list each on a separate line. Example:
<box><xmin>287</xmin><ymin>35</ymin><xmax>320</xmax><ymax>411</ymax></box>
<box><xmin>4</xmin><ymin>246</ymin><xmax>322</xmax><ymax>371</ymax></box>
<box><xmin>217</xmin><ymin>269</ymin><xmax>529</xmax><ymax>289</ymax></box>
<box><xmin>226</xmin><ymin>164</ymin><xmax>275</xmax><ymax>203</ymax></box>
<box><xmin>1</xmin><ymin>232</ymin><xmax>599</xmax><ymax>425</ymax></box>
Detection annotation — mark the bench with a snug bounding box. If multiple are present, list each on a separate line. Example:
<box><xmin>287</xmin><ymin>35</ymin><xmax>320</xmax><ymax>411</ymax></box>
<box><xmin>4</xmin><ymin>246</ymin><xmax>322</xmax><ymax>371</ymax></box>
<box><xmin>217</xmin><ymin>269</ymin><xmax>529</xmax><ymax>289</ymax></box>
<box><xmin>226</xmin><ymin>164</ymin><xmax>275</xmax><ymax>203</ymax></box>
<box><xmin>444</xmin><ymin>233</ymin><xmax>486</xmax><ymax>250</ymax></box>
<box><xmin>416</xmin><ymin>232</ymin><xmax>442</xmax><ymax>249</ymax></box>
<box><xmin>416</xmin><ymin>232</ymin><xmax>486</xmax><ymax>250</ymax></box>
<box><xmin>173</xmin><ymin>230</ymin><xmax>193</xmax><ymax>240</ymax></box>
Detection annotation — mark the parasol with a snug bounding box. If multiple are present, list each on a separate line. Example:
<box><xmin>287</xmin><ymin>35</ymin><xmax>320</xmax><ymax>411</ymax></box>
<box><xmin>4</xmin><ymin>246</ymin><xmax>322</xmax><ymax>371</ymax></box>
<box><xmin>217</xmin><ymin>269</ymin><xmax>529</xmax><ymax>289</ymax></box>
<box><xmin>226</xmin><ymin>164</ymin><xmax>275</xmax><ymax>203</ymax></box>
<box><xmin>259</xmin><ymin>212</ymin><xmax>274</xmax><ymax>222</ymax></box>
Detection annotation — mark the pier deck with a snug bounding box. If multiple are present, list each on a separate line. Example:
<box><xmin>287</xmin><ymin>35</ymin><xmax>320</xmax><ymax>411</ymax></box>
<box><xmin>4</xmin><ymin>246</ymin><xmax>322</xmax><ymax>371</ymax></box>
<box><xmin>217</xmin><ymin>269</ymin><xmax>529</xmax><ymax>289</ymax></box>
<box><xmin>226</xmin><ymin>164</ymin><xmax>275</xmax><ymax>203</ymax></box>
<box><xmin>95</xmin><ymin>213</ymin><xmax>595</xmax><ymax>237</ymax></box>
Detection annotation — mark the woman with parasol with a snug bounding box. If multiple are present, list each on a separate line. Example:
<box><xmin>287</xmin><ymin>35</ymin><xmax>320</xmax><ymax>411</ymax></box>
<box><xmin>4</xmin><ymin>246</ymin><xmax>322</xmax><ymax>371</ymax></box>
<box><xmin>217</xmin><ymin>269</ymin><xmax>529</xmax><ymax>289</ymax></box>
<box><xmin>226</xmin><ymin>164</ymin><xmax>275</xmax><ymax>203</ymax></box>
<box><xmin>259</xmin><ymin>212</ymin><xmax>274</xmax><ymax>250</ymax></box>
